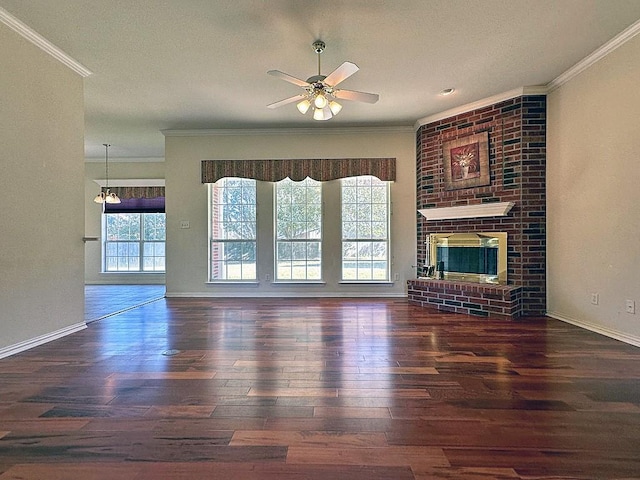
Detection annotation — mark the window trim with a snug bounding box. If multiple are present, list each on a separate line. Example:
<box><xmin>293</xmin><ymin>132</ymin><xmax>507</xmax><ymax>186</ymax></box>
<box><xmin>208</xmin><ymin>178</ymin><xmax>258</xmax><ymax>282</ymax></box>
<box><xmin>340</xmin><ymin>176</ymin><xmax>391</xmax><ymax>282</ymax></box>
<box><xmin>102</xmin><ymin>212</ymin><xmax>166</xmax><ymax>273</ymax></box>
<box><xmin>274</xmin><ymin>177</ymin><xmax>323</xmax><ymax>282</ymax></box>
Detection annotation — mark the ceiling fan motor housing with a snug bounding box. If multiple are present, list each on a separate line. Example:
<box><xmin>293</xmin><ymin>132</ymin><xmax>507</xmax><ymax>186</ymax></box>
<box><xmin>306</xmin><ymin>75</ymin><xmax>327</xmax><ymax>84</ymax></box>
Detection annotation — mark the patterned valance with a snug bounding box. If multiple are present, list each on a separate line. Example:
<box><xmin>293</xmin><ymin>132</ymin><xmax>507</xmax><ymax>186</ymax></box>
<box><xmin>201</xmin><ymin>158</ymin><xmax>396</xmax><ymax>183</ymax></box>
<box><xmin>105</xmin><ymin>186</ymin><xmax>165</xmax><ymax>199</ymax></box>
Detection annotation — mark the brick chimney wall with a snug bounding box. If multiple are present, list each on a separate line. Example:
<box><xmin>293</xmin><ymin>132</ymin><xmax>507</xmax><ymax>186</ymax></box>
<box><xmin>415</xmin><ymin>95</ymin><xmax>546</xmax><ymax>316</ymax></box>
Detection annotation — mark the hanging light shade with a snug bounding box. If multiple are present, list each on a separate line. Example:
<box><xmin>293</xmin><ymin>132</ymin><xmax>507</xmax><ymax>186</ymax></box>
<box><xmin>313</xmin><ymin>93</ymin><xmax>328</xmax><ymax>109</ymax></box>
<box><xmin>296</xmin><ymin>91</ymin><xmax>342</xmax><ymax>121</ymax></box>
<box><xmin>313</xmin><ymin>105</ymin><xmax>333</xmax><ymax>121</ymax></box>
<box><xmin>94</xmin><ymin>143</ymin><xmax>120</xmax><ymax>204</ymax></box>
<box><xmin>296</xmin><ymin>99</ymin><xmax>311</xmax><ymax>114</ymax></box>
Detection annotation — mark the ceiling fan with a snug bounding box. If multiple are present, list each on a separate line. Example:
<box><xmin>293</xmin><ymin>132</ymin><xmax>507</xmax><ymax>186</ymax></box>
<box><xmin>267</xmin><ymin>40</ymin><xmax>379</xmax><ymax>121</ymax></box>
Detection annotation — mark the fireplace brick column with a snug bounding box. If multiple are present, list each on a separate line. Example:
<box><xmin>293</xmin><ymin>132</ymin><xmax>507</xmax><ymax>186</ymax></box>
<box><xmin>414</xmin><ymin>95</ymin><xmax>546</xmax><ymax>317</ymax></box>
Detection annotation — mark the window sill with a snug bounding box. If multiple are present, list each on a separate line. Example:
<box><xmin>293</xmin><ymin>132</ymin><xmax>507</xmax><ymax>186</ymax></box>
<box><xmin>339</xmin><ymin>281</ymin><xmax>394</xmax><ymax>285</ymax></box>
<box><xmin>271</xmin><ymin>281</ymin><xmax>326</xmax><ymax>285</ymax></box>
<box><xmin>205</xmin><ymin>281</ymin><xmax>259</xmax><ymax>285</ymax></box>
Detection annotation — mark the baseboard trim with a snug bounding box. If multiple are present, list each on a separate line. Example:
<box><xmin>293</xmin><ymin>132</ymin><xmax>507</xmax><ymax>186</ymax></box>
<box><xmin>547</xmin><ymin>311</ymin><xmax>640</xmax><ymax>348</ymax></box>
<box><xmin>165</xmin><ymin>292</ymin><xmax>408</xmax><ymax>299</ymax></box>
<box><xmin>0</xmin><ymin>322</ymin><xmax>87</xmax><ymax>359</ymax></box>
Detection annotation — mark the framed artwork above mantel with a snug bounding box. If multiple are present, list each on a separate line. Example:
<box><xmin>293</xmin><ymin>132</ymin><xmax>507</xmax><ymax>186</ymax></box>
<box><xmin>442</xmin><ymin>131</ymin><xmax>490</xmax><ymax>190</ymax></box>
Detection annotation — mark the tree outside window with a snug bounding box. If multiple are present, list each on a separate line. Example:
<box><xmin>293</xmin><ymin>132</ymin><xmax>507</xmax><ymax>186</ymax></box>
<box><xmin>275</xmin><ymin>177</ymin><xmax>322</xmax><ymax>280</ymax></box>
<box><xmin>209</xmin><ymin>178</ymin><xmax>257</xmax><ymax>280</ymax></box>
<box><xmin>341</xmin><ymin>176</ymin><xmax>389</xmax><ymax>281</ymax></box>
<box><xmin>104</xmin><ymin>213</ymin><xmax>165</xmax><ymax>272</ymax></box>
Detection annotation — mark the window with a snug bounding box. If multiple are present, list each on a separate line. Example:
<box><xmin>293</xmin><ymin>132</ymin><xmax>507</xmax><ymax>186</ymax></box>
<box><xmin>209</xmin><ymin>178</ymin><xmax>257</xmax><ymax>281</ymax></box>
<box><xmin>104</xmin><ymin>213</ymin><xmax>166</xmax><ymax>272</ymax></box>
<box><xmin>275</xmin><ymin>177</ymin><xmax>322</xmax><ymax>280</ymax></box>
<box><xmin>341</xmin><ymin>176</ymin><xmax>390</xmax><ymax>281</ymax></box>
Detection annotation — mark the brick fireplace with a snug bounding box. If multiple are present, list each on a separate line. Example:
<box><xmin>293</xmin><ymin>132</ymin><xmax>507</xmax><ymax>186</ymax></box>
<box><xmin>409</xmin><ymin>94</ymin><xmax>546</xmax><ymax>318</ymax></box>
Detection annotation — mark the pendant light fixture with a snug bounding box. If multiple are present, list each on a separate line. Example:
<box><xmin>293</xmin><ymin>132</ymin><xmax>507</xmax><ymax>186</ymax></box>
<box><xmin>94</xmin><ymin>143</ymin><xmax>121</xmax><ymax>204</ymax></box>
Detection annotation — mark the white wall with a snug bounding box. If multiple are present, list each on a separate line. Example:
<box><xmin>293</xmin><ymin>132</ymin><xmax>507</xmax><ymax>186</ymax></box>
<box><xmin>547</xmin><ymin>33</ymin><xmax>640</xmax><ymax>345</ymax></box>
<box><xmin>164</xmin><ymin>129</ymin><xmax>416</xmax><ymax>297</ymax></box>
<box><xmin>84</xmin><ymin>160</ymin><xmax>165</xmax><ymax>284</ymax></box>
<box><xmin>0</xmin><ymin>23</ymin><xmax>86</xmax><ymax>356</ymax></box>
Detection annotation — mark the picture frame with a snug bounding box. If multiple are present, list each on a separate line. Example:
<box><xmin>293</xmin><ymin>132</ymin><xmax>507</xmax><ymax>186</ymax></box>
<box><xmin>442</xmin><ymin>131</ymin><xmax>490</xmax><ymax>190</ymax></box>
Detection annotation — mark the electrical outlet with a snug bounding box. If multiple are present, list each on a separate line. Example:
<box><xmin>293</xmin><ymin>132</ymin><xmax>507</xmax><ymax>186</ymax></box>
<box><xmin>625</xmin><ymin>300</ymin><xmax>635</xmax><ymax>314</ymax></box>
<box><xmin>265</xmin><ymin>273</ymin><xmax>270</xmax><ymax>281</ymax></box>
<box><xmin>394</xmin><ymin>273</ymin><xmax>399</xmax><ymax>281</ymax></box>
<box><xmin>180</xmin><ymin>220</ymin><xmax>190</xmax><ymax>229</ymax></box>
<box><xmin>590</xmin><ymin>293</ymin><xmax>599</xmax><ymax>305</ymax></box>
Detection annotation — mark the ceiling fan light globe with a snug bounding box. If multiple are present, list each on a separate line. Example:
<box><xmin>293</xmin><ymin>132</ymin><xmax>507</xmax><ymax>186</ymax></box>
<box><xmin>296</xmin><ymin>99</ymin><xmax>311</xmax><ymax>114</ymax></box>
<box><xmin>329</xmin><ymin>101</ymin><xmax>342</xmax><ymax>115</ymax></box>
<box><xmin>314</xmin><ymin>94</ymin><xmax>328</xmax><ymax>109</ymax></box>
<box><xmin>313</xmin><ymin>106</ymin><xmax>333</xmax><ymax>121</ymax></box>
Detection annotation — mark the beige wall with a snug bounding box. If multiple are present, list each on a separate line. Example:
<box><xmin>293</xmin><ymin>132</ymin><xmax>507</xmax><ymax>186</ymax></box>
<box><xmin>84</xmin><ymin>160</ymin><xmax>165</xmax><ymax>284</ymax></box>
<box><xmin>164</xmin><ymin>129</ymin><xmax>416</xmax><ymax>297</ymax></box>
<box><xmin>547</xmin><ymin>33</ymin><xmax>640</xmax><ymax>345</ymax></box>
<box><xmin>0</xmin><ymin>23</ymin><xmax>86</xmax><ymax>355</ymax></box>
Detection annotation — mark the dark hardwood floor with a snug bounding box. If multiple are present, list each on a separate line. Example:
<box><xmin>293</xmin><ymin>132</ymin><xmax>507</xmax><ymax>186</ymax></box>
<box><xmin>84</xmin><ymin>285</ymin><xmax>165</xmax><ymax>323</ymax></box>
<box><xmin>1</xmin><ymin>297</ymin><xmax>639</xmax><ymax>479</ymax></box>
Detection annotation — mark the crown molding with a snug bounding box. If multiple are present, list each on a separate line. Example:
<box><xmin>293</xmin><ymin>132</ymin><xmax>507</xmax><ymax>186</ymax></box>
<box><xmin>414</xmin><ymin>86</ymin><xmax>547</xmax><ymax>129</ymax></box>
<box><xmin>413</xmin><ymin>19</ymin><xmax>640</xmax><ymax>129</ymax></box>
<box><xmin>161</xmin><ymin>126</ymin><xmax>414</xmax><ymax>137</ymax></box>
<box><xmin>0</xmin><ymin>7</ymin><xmax>92</xmax><ymax>77</ymax></box>
<box><xmin>548</xmin><ymin>18</ymin><xmax>640</xmax><ymax>92</ymax></box>
<box><xmin>418</xmin><ymin>202</ymin><xmax>515</xmax><ymax>221</ymax></box>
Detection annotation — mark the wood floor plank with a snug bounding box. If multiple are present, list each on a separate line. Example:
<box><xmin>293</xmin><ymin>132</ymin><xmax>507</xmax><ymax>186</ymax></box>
<box><xmin>230</xmin><ymin>430</ymin><xmax>388</xmax><ymax>447</ymax></box>
<box><xmin>285</xmin><ymin>445</ymin><xmax>451</xmax><ymax>468</ymax></box>
<box><xmin>1</xmin><ymin>296</ymin><xmax>639</xmax><ymax>479</ymax></box>
<box><xmin>0</xmin><ymin>463</ymin><xmax>145</xmax><ymax>480</ymax></box>
<box><xmin>107</xmin><ymin>372</ymin><xmax>216</xmax><ymax>380</ymax></box>
<box><xmin>248</xmin><ymin>387</ymin><xmax>337</xmax><ymax>397</ymax></box>
<box><xmin>313</xmin><ymin>406</ymin><xmax>391</xmax><ymax>418</ymax></box>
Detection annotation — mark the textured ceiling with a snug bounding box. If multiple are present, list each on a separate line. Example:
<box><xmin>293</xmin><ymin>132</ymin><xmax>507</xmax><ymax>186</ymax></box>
<box><xmin>2</xmin><ymin>0</ymin><xmax>640</xmax><ymax>159</ymax></box>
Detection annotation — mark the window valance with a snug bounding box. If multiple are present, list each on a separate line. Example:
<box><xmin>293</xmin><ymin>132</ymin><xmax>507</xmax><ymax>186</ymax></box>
<box><xmin>101</xmin><ymin>186</ymin><xmax>166</xmax><ymax>213</ymax></box>
<box><xmin>105</xmin><ymin>186</ymin><xmax>165</xmax><ymax>199</ymax></box>
<box><xmin>201</xmin><ymin>158</ymin><xmax>396</xmax><ymax>183</ymax></box>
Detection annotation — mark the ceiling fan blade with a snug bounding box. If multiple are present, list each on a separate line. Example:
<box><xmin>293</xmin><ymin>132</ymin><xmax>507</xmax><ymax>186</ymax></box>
<box><xmin>334</xmin><ymin>89</ymin><xmax>379</xmax><ymax>104</ymax></box>
<box><xmin>323</xmin><ymin>62</ymin><xmax>359</xmax><ymax>87</ymax></box>
<box><xmin>267</xmin><ymin>70</ymin><xmax>310</xmax><ymax>87</ymax></box>
<box><xmin>267</xmin><ymin>94</ymin><xmax>306</xmax><ymax>109</ymax></box>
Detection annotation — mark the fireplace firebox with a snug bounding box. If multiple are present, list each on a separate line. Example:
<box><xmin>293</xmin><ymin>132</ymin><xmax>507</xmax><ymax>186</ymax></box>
<box><xmin>425</xmin><ymin>232</ymin><xmax>507</xmax><ymax>284</ymax></box>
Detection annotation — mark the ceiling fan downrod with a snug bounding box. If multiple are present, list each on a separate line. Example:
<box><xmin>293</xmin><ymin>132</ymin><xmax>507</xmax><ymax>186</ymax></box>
<box><xmin>312</xmin><ymin>40</ymin><xmax>326</xmax><ymax>81</ymax></box>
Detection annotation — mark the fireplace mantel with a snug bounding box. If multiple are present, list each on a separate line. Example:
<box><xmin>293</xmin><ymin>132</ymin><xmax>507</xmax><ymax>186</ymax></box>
<box><xmin>418</xmin><ymin>202</ymin><xmax>515</xmax><ymax>221</ymax></box>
